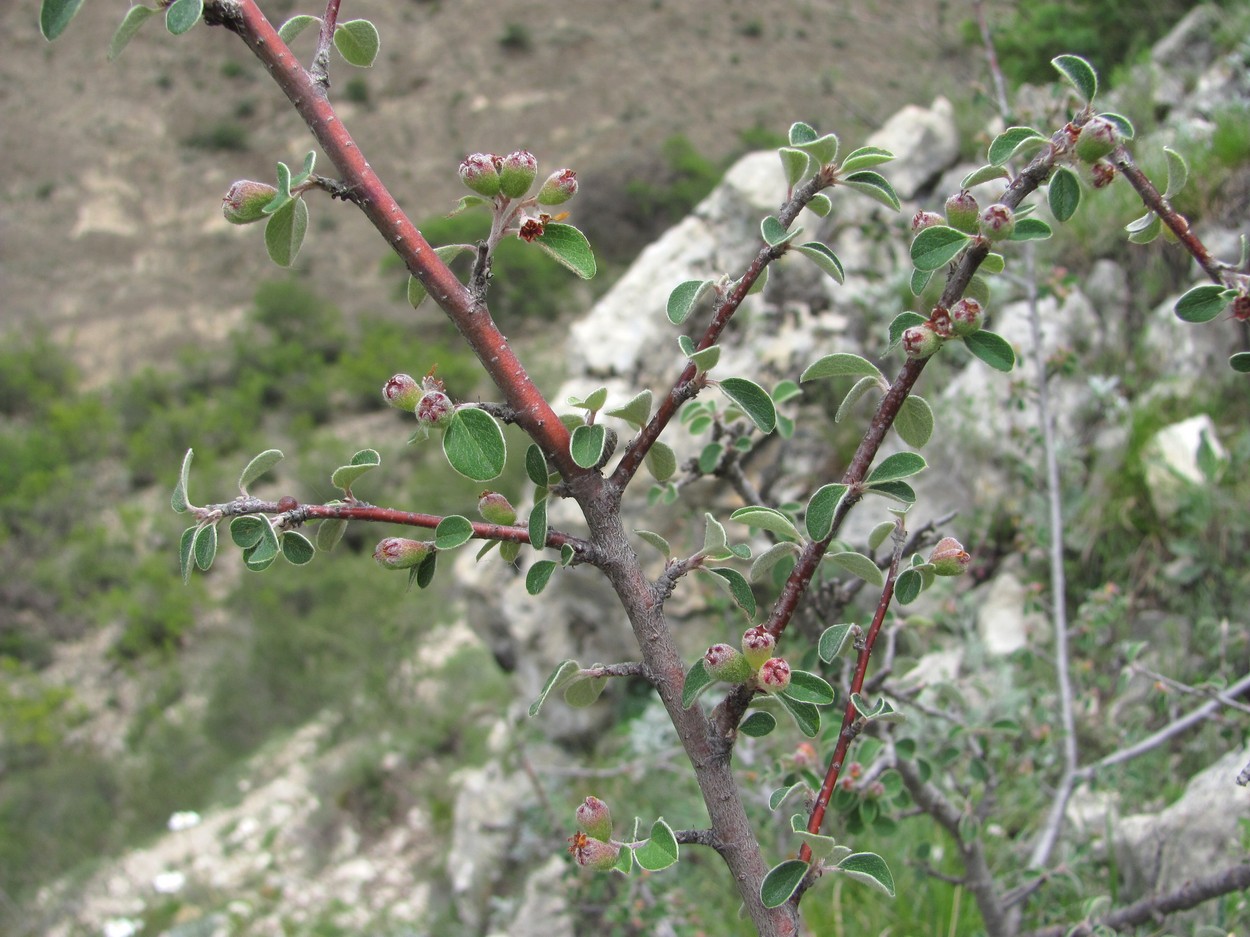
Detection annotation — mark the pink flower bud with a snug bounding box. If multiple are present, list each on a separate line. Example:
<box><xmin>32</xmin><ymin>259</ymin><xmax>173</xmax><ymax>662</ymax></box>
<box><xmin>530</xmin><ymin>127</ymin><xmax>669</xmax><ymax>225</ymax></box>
<box><xmin>945</xmin><ymin>190</ymin><xmax>980</xmax><ymax>235</ymax></box>
<box><xmin>498</xmin><ymin>150</ymin><xmax>538</xmax><ymax>198</ymax></box>
<box><xmin>575</xmin><ymin>796</ymin><xmax>613</xmax><ymax>841</ymax></box>
<box><xmin>950</xmin><ymin>298</ymin><xmax>985</xmax><ymax>337</ymax></box>
<box><xmin>537</xmin><ymin>168</ymin><xmax>578</xmax><ymax>206</ymax></box>
<box><xmin>415</xmin><ymin>390</ymin><xmax>455</xmax><ymax>428</ymax></box>
<box><xmin>929</xmin><ymin>305</ymin><xmax>954</xmax><ymax>339</ymax></box>
<box><xmin>1074</xmin><ymin>116</ymin><xmax>1119</xmax><ymax>163</ymax></box>
<box><xmin>372</xmin><ymin>537</ymin><xmax>433</xmax><ymax>570</ymax></box>
<box><xmin>222</xmin><ymin>180</ymin><xmax>278</xmax><ymax>225</ymax></box>
<box><xmin>757</xmin><ymin>657</ymin><xmax>791</xmax><ymax>694</ymax></box>
<box><xmin>704</xmin><ymin>643</ymin><xmax>752</xmax><ymax>684</ymax></box>
<box><xmin>459</xmin><ymin>153</ymin><xmax>501</xmax><ymax>197</ymax></box>
<box><xmin>979</xmin><ymin>203</ymin><xmax>1015</xmax><ymax>242</ymax></box>
<box><xmin>741</xmin><ymin>626</ymin><xmax>776</xmax><ymax>671</ymax></box>
<box><xmin>568</xmin><ymin>831</ymin><xmax>620</xmax><ymax>871</ymax></box>
<box><xmin>477</xmin><ymin>490</ymin><xmax>517</xmax><ymax>526</ymax></box>
<box><xmin>928</xmin><ymin>536</ymin><xmax>970</xmax><ymax>576</ymax></box>
<box><xmin>383</xmin><ymin>373</ymin><xmax>421</xmax><ymax>411</ymax></box>
<box><xmin>902</xmin><ymin>322</ymin><xmax>943</xmax><ymax>360</ymax></box>
<box><xmin>911</xmin><ymin>210</ymin><xmax>945</xmax><ymax>233</ymax></box>
<box><xmin>1089</xmin><ymin>160</ymin><xmax>1116</xmax><ymax>189</ymax></box>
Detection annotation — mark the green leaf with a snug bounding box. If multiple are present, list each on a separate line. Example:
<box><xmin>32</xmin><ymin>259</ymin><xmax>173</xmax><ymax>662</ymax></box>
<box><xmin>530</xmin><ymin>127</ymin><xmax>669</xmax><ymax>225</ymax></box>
<box><xmin>1048</xmin><ymin>166</ymin><xmax>1081</xmax><ymax>222</ymax></box>
<box><xmin>108</xmin><ymin>4</ymin><xmax>156</xmax><ymax>59</ymax></box>
<box><xmin>761</xmin><ymin>215</ymin><xmax>801</xmax><ymax>247</ymax></box>
<box><xmin>1010</xmin><ymin>217</ymin><xmax>1053</xmax><ymax>241</ymax></box>
<box><xmin>280</xmin><ymin>531</ymin><xmax>315</xmax><ymax>566</ymax></box>
<box><xmin>1163</xmin><ymin>146</ymin><xmax>1189</xmax><ymax>199</ymax></box>
<box><xmin>1174</xmin><ymin>284</ymin><xmax>1234</xmax><ymax>324</ymax></box>
<box><xmin>829</xmin><ymin>551</ymin><xmax>884</xmax><ymax>586</ymax></box>
<box><xmin>435</xmin><ymin>515</ymin><xmax>475</xmax><ymax>550</ymax></box>
<box><xmin>961</xmin><ymin>164</ymin><xmax>1009</xmax><ymax>189</ymax></box>
<box><xmin>807</xmin><ymin>193</ymin><xmax>833</xmax><ymax>217</ymax></box>
<box><xmin>1100</xmin><ymin>112</ymin><xmax>1134</xmax><ymax>140</ymax></box>
<box><xmin>667</xmin><ymin>279</ymin><xmax>714</xmax><ymax>325</ymax></box>
<box><xmin>277</xmin><ymin>13</ymin><xmax>319</xmax><ymax>43</ymax></box>
<box><xmin>770</xmin><ymin>783</ymin><xmax>806</xmax><ymax>811</ymax></box>
<box><xmin>316</xmin><ymin>517</ymin><xmax>348</xmax><ymax>553</ymax></box>
<box><xmin>751</xmin><ymin>541</ymin><xmax>800</xmax><ymax>581</ymax></box>
<box><xmin>777</xmin><ymin>691</ymin><xmax>821</xmax><ymax>737</ymax></box>
<box><xmin>705</xmin><ymin>567</ymin><xmax>757</xmax><ymax>618</ymax></box>
<box><xmin>178</xmin><ymin>526</ymin><xmax>196</xmax><ymax>584</ymax></box>
<box><xmin>981</xmin><ymin>252</ymin><xmax>1006</xmax><ymax>274</ymax></box>
<box><xmin>333</xmin><ymin>18</ymin><xmax>380</xmax><ymax>67</ymax></box>
<box><xmin>818</xmin><ymin>623</ymin><xmax>855</xmax><ymax>662</ymax></box>
<box><xmin>772</xmin><ymin>379</ymin><xmax>802</xmax><ymax>404</ymax></box>
<box><xmin>40</xmin><ymin>0</ymin><xmax>88</xmax><ymax>39</ymax></box>
<box><xmin>682</xmin><ymin>659</ymin><xmax>714</xmax><ymax>709</ymax></box>
<box><xmin>698</xmin><ymin>442</ymin><xmax>724</xmax><ymax>474</ymax></box>
<box><xmin>244</xmin><ymin>519</ymin><xmax>280</xmax><ymax>570</ymax></box>
<box><xmin>635</xmin><ymin>529</ymin><xmax>672</xmax><ymax>559</ymax></box>
<box><xmin>443</xmin><ymin>408</ymin><xmax>506</xmax><ymax>481</ymax></box>
<box><xmin>867</xmin><ymin>480</ymin><xmax>916</xmax><ymax>504</ymax></box>
<box><xmin>193</xmin><ymin>523</ymin><xmax>217</xmax><ymax>571</ymax></box>
<box><xmin>239</xmin><ymin>449</ymin><xmax>284</xmax><ymax>493</ymax></box>
<box><xmin>806</xmin><ymin>484</ymin><xmax>847</xmax><ymax>541</ymax></box>
<box><xmin>868</xmin><ymin>521</ymin><xmax>895</xmax><ymax>552</ymax></box>
<box><xmin>964</xmin><ymin>330</ymin><xmax>1016</xmax><ymax>372</ymax></box>
<box><xmin>910</xmin><ymin>226</ymin><xmax>971</xmax><ymax>272</ymax></box>
<box><xmin>564</xmin><ymin>672</ymin><xmax>608</xmax><ymax>708</ymax></box>
<box><xmin>794</xmin><ymin>242</ymin><xmax>845</xmax><ymax>284</ymax></box>
<box><xmin>867</xmin><ymin>452</ymin><xmax>927</xmax><ymax>484</ymax></box>
<box><xmin>786</xmin><ymin>670</ymin><xmax>835</xmax><ymax>705</ymax></box>
<box><xmin>841</xmin><ymin>171</ymin><xmax>900</xmax><ymax>211</ymax></box>
<box><xmin>528</xmin><ymin>496</ymin><xmax>548</xmax><ymax>552</ymax></box>
<box><xmin>525</xmin><ymin>444</ymin><xmax>549</xmax><ymax>488</ymax></box>
<box><xmin>645</xmin><ymin>441</ymin><xmax>678</xmax><ymax>483</ymax></box>
<box><xmin>526</xmin><ymin>559</ymin><xmax>557</xmax><ymax>595</ymax></box>
<box><xmin>837</xmin><ymin>852</ymin><xmax>896</xmax><ymax>897</ymax></box>
<box><xmin>895</xmin><ymin>567</ymin><xmax>923</xmax><ymax>604</ymax></box>
<box><xmin>731</xmin><ymin>506</ymin><xmax>801</xmax><ymax>542</ymax></box>
<box><xmin>761</xmin><ymin>859</ymin><xmax>809</xmax><ymax>908</ymax></box>
<box><xmin>719</xmin><ymin>378</ymin><xmax>776</xmax><ymax>434</ymax></box>
<box><xmin>406</xmin><ymin>245</ymin><xmax>473</xmax><ymax>308</ymax></box>
<box><xmin>529</xmin><ymin>659</ymin><xmax>580</xmax><ymax>717</ymax></box>
<box><xmin>689</xmin><ymin>344</ymin><xmax>721</xmax><ymax>375</ymax></box>
<box><xmin>264</xmin><ymin>197</ymin><xmax>309</xmax><ymax>267</ymax></box>
<box><xmin>604</xmin><ymin>389</ymin><xmax>652</xmax><ymax>428</ymax></box>
<box><xmin>165</xmin><ymin>0</ymin><xmax>202</xmax><ymax>35</ymax></box>
<box><xmin>789</xmin><ymin>121</ymin><xmax>818</xmax><ymax>145</ymax></box>
<box><xmin>1126</xmin><ymin>212</ymin><xmax>1162</xmax><ymax>245</ymax></box>
<box><xmin>570</xmin><ymin>424</ymin><xmax>608</xmax><ymax>469</ymax></box>
<box><xmin>331</xmin><ymin>448</ymin><xmax>381</xmax><ymax>492</ymax></box>
<box><xmin>702</xmin><ymin>512</ymin><xmax>729</xmax><ymax>557</ymax></box>
<box><xmin>1230</xmin><ymin>352</ymin><xmax>1250</xmax><ymax>373</ymax></box>
<box><xmin>534</xmin><ymin>223</ymin><xmax>596</xmax><ymax>278</ymax></box>
<box><xmin>840</xmin><ymin>146</ymin><xmax>894</xmax><ymax>173</ymax></box>
<box><xmin>794</xmin><ymin>132</ymin><xmax>839</xmax><ymax>165</ymax></box>
<box><xmin>987</xmin><ymin>126</ymin><xmax>1045</xmax><ymax>166</ymax></box>
<box><xmin>677</xmin><ymin>334</ymin><xmax>696</xmax><ymax>358</ymax></box>
<box><xmin>779</xmin><ymin>147</ymin><xmax>811</xmax><ymax>187</ymax></box>
<box><xmin>172</xmin><ymin>448</ymin><xmax>194</xmax><ymax>513</ymax></box>
<box><xmin>230</xmin><ymin>516</ymin><xmax>267</xmax><ymax>549</ymax></box>
<box><xmin>1052</xmin><ymin>54</ymin><xmax>1098</xmax><ymax>101</ymax></box>
<box><xmin>635</xmin><ymin>819</ymin><xmax>679</xmax><ymax>872</ymax></box>
<box><xmin>801</xmin><ymin>353</ymin><xmax>882</xmax><ymax>384</ymax></box>
<box><xmin>740</xmin><ymin>711</ymin><xmax>777</xmax><ymax>737</ymax></box>
<box><xmin>889</xmin><ymin>312</ymin><xmax>928</xmax><ymax>350</ymax></box>
<box><xmin>895</xmin><ymin>395</ymin><xmax>934</xmax><ymax>448</ymax></box>
<box><xmin>910</xmin><ymin>267</ymin><xmax>933</xmax><ymax>297</ymax></box>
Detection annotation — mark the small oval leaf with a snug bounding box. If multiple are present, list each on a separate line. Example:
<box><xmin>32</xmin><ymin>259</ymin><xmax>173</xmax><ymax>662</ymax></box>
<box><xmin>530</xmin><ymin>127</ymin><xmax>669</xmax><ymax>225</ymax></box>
<box><xmin>895</xmin><ymin>395</ymin><xmax>934</xmax><ymax>448</ymax></box>
<box><xmin>719</xmin><ymin>377</ymin><xmax>777</xmax><ymax>434</ymax></box>
<box><xmin>333</xmin><ymin>18</ymin><xmax>380</xmax><ymax>67</ymax></box>
<box><xmin>1052</xmin><ymin>54</ymin><xmax>1098</xmax><ymax>102</ymax></box>
<box><xmin>682</xmin><ymin>659</ymin><xmax>714</xmax><ymax>709</ymax></box>
<box><xmin>667</xmin><ymin>279</ymin><xmax>714</xmax><ymax>325</ymax></box>
<box><xmin>534</xmin><ymin>222</ymin><xmax>597</xmax><ymax>279</ymax></box>
<box><xmin>806</xmin><ymin>484</ymin><xmax>847</xmax><ymax>542</ymax></box>
<box><xmin>740</xmin><ymin>711</ymin><xmax>778</xmax><ymax>737</ymax></box>
<box><xmin>264</xmin><ymin>197</ymin><xmax>309</xmax><ymax>267</ymax></box>
<box><xmin>443</xmin><ymin>408</ymin><xmax>506</xmax><ymax>481</ymax></box>
<box><xmin>866</xmin><ymin>452</ymin><xmax>927</xmax><ymax>484</ymax></box>
<box><xmin>837</xmin><ymin>852</ymin><xmax>896</xmax><ymax>897</ymax></box>
<box><xmin>910</xmin><ymin>226</ymin><xmax>971</xmax><ymax>272</ymax></box>
<box><xmin>1174</xmin><ymin>284</ymin><xmax>1234</xmax><ymax>324</ymax></box>
<box><xmin>529</xmin><ymin>659</ymin><xmax>580</xmax><ymax>717</ymax></box>
<box><xmin>239</xmin><ymin>449</ymin><xmax>284</xmax><ymax>493</ymax></box>
<box><xmin>829</xmin><ymin>551</ymin><xmax>885</xmax><ymax>587</ymax></box>
<box><xmin>280</xmin><ymin>531</ymin><xmax>315</xmax><ymax>566</ymax></box>
<box><xmin>801</xmin><ymin>353</ymin><xmax>883</xmax><ymax>383</ymax></box>
<box><xmin>1048</xmin><ymin>166</ymin><xmax>1081</xmax><ymax>222</ymax></box>
<box><xmin>435</xmin><ymin>515</ymin><xmax>475</xmax><ymax>550</ymax></box>
<box><xmin>526</xmin><ymin>559</ymin><xmax>557</xmax><ymax>595</ymax></box>
<box><xmin>818</xmin><ymin>623</ymin><xmax>855</xmax><ymax>663</ymax></box>
<box><xmin>570</xmin><ymin>423</ymin><xmax>608</xmax><ymax>469</ymax></box>
<box><xmin>964</xmin><ymin>330</ymin><xmax>1016</xmax><ymax>372</ymax></box>
<box><xmin>528</xmin><ymin>496</ymin><xmax>549</xmax><ymax>552</ymax></box>
<box><xmin>634</xmin><ymin>818</ymin><xmax>680</xmax><ymax>872</ymax></box>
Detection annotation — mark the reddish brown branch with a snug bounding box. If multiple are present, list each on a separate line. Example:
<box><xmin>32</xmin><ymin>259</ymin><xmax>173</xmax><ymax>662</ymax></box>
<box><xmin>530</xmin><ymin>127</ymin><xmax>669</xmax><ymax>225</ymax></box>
<box><xmin>203</xmin><ymin>0</ymin><xmax>578</xmax><ymax>479</ymax></box>
<box><xmin>309</xmin><ymin>0</ymin><xmax>341</xmax><ymax>90</ymax></box>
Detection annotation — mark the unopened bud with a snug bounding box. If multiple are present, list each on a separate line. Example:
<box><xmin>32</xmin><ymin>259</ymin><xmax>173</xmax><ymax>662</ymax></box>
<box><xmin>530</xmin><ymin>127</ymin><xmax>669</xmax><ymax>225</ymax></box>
<box><xmin>537</xmin><ymin>168</ymin><xmax>578</xmax><ymax>206</ymax></box>
<box><xmin>478</xmin><ymin>491</ymin><xmax>517</xmax><ymax>526</ymax></box>
<box><xmin>704</xmin><ymin>644</ymin><xmax>752</xmax><ymax>684</ymax></box>
<box><xmin>1089</xmin><ymin>160</ymin><xmax>1116</xmax><ymax>189</ymax></box>
<box><xmin>575</xmin><ymin>796</ymin><xmax>613</xmax><ymax>841</ymax></box>
<box><xmin>902</xmin><ymin>322</ymin><xmax>943</xmax><ymax>360</ymax></box>
<box><xmin>928</xmin><ymin>536</ymin><xmax>970</xmax><ymax>576</ymax></box>
<box><xmin>929</xmin><ymin>305</ymin><xmax>954</xmax><ymax>339</ymax></box>
<box><xmin>568</xmin><ymin>831</ymin><xmax>620</xmax><ymax>871</ymax></box>
<box><xmin>911</xmin><ymin>210</ymin><xmax>944</xmax><ymax>233</ymax></box>
<box><xmin>373</xmin><ymin>537</ymin><xmax>433</xmax><ymax>570</ymax></box>
<box><xmin>222</xmin><ymin>180</ymin><xmax>278</xmax><ymax>225</ymax></box>
<box><xmin>950</xmin><ymin>297</ymin><xmax>985</xmax><ymax>337</ymax></box>
<box><xmin>459</xmin><ymin>153</ymin><xmax>501</xmax><ymax>197</ymax></box>
<box><xmin>498</xmin><ymin>150</ymin><xmax>538</xmax><ymax>198</ymax></box>
<box><xmin>741</xmin><ymin>626</ymin><xmax>776</xmax><ymax>671</ymax></box>
<box><xmin>945</xmin><ymin>190</ymin><xmax>980</xmax><ymax>235</ymax></box>
<box><xmin>757</xmin><ymin>657</ymin><xmax>791</xmax><ymax>694</ymax></box>
<box><xmin>1074</xmin><ymin>116</ymin><xmax>1119</xmax><ymax>163</ymax></box>
<box><xmin>415</xmin><ymin>390</ymin><xmax>455</xmax><ymax>428</ymax></box>
<box><xmin>979</xmin><ymin>203</ymin><xmax>1015</xmax><ymax>241</ymax></box>
<box><xmin>383</xmin><ymin>373</ymin><xmax>421</xmax><ymax>411</ymax></box>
